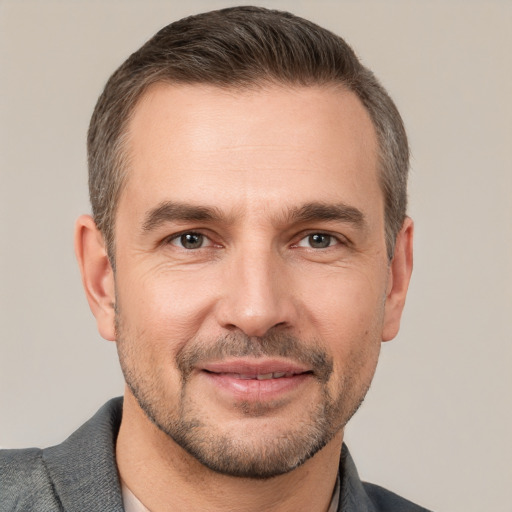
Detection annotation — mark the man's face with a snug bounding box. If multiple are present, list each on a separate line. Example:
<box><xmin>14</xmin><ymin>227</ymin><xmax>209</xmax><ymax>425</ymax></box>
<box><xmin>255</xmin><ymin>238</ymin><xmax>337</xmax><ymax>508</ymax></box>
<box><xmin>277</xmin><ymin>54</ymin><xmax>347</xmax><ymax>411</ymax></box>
<box><xmin>112</xmin><ymin>83</ymin><xmax>398</xmax><ymax>478</ymax></box>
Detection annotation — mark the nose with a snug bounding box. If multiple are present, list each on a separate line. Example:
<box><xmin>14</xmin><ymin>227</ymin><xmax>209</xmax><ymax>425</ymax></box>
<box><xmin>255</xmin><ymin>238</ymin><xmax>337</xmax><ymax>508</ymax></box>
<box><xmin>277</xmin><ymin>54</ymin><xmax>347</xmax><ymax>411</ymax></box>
<box><xmin>215</xmin><ymin>246</ymin><xmax>297</xmax><ymax>338</ymax></box>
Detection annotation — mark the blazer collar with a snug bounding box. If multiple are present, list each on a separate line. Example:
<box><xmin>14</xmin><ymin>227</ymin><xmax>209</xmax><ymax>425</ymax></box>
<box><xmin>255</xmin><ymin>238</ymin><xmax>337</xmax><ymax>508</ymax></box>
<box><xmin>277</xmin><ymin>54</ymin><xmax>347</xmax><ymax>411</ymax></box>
<box><xmin>338</xmin><ymin>444</ymin><xmax>376</xmax><ymax>512</ymax></box>
<box><xmin>42</xmin><ymin>397</ymin><xmax>124</xmax><ymax>512</ymax></box>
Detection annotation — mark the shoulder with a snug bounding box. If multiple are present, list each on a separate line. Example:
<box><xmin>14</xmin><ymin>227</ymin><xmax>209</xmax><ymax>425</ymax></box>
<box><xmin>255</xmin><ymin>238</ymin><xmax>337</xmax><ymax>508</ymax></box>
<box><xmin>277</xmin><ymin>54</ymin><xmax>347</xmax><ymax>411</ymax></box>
<box><xmin>339</xmin><ymin>444</ymin><xmax>433</xmax><ymax>512</ymax></box>
<box><xmin>0</xmin><ymin>447</ymin><xmax>63</xmax><ymax>511</ymax></box>
<box><xmin>0</xmin><ymin>398</ymin><xmax>124</xmax><ymax>512</ymax></box>
<box><xmin>362</xmin><ymin>482</ymin><xmax>433</xmax><ymax>512</ymax></box>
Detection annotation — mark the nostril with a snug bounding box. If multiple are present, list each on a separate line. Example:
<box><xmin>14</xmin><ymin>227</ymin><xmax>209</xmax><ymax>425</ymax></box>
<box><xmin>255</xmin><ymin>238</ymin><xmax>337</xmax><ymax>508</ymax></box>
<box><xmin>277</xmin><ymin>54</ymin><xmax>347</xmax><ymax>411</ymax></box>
<box><xmin>215</xmin><ymin>292</ymin><xmax>295</xmax><ymax>338</ymax></box>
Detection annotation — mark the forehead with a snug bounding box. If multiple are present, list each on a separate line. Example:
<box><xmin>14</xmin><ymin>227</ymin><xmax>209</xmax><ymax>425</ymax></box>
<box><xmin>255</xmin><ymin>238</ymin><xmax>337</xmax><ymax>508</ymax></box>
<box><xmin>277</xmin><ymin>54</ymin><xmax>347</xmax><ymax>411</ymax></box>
<box><xmin>121</xmin><ymin>82</ymin><xmax>381</xmax><ymax>223</ymax></box>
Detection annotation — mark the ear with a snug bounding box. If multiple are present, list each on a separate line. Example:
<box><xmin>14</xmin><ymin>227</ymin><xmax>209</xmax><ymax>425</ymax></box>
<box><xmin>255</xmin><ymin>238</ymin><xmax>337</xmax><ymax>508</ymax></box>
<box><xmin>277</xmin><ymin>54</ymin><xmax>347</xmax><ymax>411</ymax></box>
<box><xmin>382</xmin><ymin>217</ymin><xmax>414</xmax><ymax>342</ymax></box>
<box><xmin>74</xmin><ymin>215</ymin><xmax>116</xmax><ymax>341</ymax></box>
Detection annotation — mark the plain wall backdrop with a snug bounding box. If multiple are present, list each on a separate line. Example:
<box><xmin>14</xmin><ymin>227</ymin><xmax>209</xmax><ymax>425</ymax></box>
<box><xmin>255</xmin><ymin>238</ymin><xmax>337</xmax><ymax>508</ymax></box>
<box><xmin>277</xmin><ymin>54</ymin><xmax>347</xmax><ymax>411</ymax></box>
<box><xmin>1</xmin><ymin>1</ymin><xmax>511</xmax><ymax>511</ymax></box>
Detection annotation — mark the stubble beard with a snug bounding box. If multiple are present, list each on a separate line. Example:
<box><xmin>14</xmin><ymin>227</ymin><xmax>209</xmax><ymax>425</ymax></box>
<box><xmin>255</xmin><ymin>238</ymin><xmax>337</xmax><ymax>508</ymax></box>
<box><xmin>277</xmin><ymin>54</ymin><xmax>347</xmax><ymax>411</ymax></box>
<box><xmin>116</xmin><ymin>318</ymin><xmax>376</xmax><ymax>479</ymax></box>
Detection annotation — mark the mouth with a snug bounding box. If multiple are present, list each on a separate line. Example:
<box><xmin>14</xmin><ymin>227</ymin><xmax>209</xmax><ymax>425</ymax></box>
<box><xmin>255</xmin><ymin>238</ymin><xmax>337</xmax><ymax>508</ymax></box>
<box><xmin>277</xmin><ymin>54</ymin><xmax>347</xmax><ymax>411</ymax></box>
<box><xmin>205</xmin><ymin>370</ymin><xmax>308</xmax><ymax>380</ymax></box>
<box><xmin>199</xmin><ymin>359</ymin><xmax>314</xmax><ymax>401</ymax></box>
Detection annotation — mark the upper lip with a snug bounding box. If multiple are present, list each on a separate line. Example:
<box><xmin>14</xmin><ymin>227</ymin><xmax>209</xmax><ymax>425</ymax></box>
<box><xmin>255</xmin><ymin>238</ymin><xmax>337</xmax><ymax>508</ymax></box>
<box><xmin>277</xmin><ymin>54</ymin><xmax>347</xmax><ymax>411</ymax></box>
<box><xmin>201</xmin><ymin>358</ymin><xmax>311</xmax><ymax>376</ymax></box>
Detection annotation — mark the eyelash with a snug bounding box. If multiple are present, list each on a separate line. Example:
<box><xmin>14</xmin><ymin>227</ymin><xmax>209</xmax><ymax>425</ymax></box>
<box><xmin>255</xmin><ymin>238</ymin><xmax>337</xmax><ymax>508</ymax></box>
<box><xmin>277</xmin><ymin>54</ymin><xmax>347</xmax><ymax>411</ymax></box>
<box><xmin>165</xmin><ymin>231</ymin><xmax>214</xmax><ymax>250</ymax></box>
<box><xmin>164</xmin><ymin>231</ymin><xmax>346</xmax><ymax>251</ymax></box>
<box><xmin>294</xmin><ymin>232</ymin><xmax>343</xmax><ymax>249</ymax></box>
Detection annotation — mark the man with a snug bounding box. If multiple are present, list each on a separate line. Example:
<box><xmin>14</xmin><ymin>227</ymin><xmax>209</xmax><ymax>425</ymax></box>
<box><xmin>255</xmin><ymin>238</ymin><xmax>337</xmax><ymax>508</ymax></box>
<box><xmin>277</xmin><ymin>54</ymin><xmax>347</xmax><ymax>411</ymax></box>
<box><xmin>0</xmin><ymin>6</ymin><xmax>428</xmax><ymax>511</ymax></box>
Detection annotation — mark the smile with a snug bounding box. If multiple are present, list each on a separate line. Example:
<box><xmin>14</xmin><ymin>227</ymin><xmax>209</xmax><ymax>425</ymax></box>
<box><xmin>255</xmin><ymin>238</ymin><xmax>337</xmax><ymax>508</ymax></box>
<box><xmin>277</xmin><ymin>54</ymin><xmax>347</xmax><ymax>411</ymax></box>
<box><xmin>199</xmin><ymin>360</ymin><xmax>313</xmax><ymax>402</ymax></box>
<box><xmin>205</xmin><ymin>370</ymin><xmax>306</xmax><ymax>380</ymax></box>
<box><xmin>200</xmin><ymin>358</ymin><xmax>311</xmax><ymax>375</ymax></box>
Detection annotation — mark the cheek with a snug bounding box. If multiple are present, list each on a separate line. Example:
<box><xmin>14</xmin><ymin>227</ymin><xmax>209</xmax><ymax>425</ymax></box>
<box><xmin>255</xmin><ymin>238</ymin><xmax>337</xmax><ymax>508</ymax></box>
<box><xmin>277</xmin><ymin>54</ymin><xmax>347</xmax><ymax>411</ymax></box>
<box><xmin>116</xmin><ymin>267</ymin><xmax>220</xmax><ymax>345</ymax></box>
<box><xmin>299</xmin><ymin>266</ymin><xmax>387</xmax><ymax>339</ymax></box>
<box><xmin>297</xmin><ymin>267</ymin><xmax>386</xmax><ymax>382</ymax></box>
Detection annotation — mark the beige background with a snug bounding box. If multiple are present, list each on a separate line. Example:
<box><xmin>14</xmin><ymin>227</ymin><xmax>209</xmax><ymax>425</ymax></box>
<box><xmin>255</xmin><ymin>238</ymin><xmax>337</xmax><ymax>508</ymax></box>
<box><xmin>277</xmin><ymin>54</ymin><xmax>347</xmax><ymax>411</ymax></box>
<box><xmin>1</xmin><ymin>1</ymin><xmax>511</xmax><ymax>511</ymax></box>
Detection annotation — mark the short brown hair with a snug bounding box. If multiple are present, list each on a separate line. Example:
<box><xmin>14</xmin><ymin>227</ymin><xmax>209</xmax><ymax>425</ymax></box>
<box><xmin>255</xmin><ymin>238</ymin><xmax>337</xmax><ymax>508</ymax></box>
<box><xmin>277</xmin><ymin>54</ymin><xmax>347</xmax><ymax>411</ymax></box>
<box><xmin>88</xmin><ymin>6</ymin><xmax>409</xmax><ymax>265</ymax></box>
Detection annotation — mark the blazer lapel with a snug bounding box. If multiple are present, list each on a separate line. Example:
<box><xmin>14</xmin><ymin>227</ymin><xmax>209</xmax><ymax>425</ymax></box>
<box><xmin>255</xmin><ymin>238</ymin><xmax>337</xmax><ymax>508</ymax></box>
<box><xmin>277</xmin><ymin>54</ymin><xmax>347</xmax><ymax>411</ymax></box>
<box><xmin>42</xmin><ymin>397</ymin><xmax>125</xmax><ymax>512</ymax></box>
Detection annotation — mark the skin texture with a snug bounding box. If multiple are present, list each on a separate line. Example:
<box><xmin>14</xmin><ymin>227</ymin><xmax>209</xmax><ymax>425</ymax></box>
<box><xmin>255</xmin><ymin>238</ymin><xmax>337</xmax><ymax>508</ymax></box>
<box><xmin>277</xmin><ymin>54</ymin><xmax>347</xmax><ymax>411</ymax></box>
<box><xmin>75</xmin><ymin>83</ymin><xmax>413</xmax><ymax>512</ymax></box>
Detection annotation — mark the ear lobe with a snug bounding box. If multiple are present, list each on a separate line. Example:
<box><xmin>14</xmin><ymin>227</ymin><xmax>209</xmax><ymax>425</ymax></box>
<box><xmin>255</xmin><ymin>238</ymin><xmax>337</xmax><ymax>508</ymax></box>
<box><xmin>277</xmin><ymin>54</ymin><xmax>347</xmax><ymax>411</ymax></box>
<box><xmin>74</xmin><ymin>215</ymin><xmax>116</xmax><ymax>341</ymax></box>
<box><xmin>382</xmin><ymin>217</ymin><xmax>414</xmax><ymax>342</ymax></box>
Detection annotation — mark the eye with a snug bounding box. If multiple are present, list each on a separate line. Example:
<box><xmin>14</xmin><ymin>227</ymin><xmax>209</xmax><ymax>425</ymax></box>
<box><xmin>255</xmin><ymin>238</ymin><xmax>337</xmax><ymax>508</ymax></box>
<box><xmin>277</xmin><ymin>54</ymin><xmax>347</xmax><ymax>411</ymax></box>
<box><xmin>296</xmin><ymin>233</ymin><xmax>339</xmax><ymax>249</ymax></box>
<box><xmin>169</xmin><ymin>232</ymin><xmax>209</xmax><ymax>249</ymax></box>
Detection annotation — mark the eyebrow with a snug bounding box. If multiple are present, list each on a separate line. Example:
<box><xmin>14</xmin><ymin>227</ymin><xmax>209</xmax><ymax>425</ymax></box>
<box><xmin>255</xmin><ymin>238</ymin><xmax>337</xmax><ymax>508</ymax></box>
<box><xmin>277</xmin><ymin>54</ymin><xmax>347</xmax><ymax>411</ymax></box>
<box><xmin>142</xmin><ymin>201</ymin><xmax>225</xmax><ymax>232</ymax></box>
<box><xmin>286</xmin><ymin>202</ymin><xmax>366</xmax><ymax>228</ymax></box>
<box><xmin>141</xmin><ymin>200</ymin><xmax>366</xmax><ymax>233</ymax></box>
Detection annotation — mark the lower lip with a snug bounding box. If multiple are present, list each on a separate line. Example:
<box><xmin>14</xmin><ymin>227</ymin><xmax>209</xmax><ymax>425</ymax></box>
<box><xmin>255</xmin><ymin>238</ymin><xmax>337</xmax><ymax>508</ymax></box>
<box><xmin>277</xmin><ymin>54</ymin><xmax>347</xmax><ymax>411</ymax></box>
<box><xmin>201</xmin><ymin>371</ymin><xmax>312</xmax><ymax>401</ymax></box>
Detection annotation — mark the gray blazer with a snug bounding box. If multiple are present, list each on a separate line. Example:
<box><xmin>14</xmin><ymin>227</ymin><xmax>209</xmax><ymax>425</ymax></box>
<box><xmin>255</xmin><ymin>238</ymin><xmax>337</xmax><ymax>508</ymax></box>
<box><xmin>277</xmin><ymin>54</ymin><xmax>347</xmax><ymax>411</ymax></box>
<box><xmin>0</xmin><ymin>398</ymin><xmax>431</xmax><ymax>511</ymax></box>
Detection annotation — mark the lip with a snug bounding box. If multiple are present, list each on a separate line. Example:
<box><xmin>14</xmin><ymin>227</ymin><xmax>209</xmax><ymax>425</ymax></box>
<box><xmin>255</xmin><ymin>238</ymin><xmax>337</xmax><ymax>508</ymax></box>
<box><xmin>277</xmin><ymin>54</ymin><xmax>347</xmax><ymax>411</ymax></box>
<box><xmin>199</xmin><ymin>358</ymin><xmax>313</xmax><ymax>401</ymax></box>
<box><xmin>202</xmin><ymin>358</ymin><xmax>310</xmax><ymax>376</ymax></box>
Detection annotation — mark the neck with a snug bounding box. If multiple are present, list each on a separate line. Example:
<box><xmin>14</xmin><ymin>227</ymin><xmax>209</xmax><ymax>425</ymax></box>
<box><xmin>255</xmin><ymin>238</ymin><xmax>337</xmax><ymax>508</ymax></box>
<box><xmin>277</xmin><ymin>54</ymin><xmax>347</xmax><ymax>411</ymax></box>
<box><xmin>116</xmin><ymin>390</ymin><xmax>343</xmax><ymax>512</ymax></box>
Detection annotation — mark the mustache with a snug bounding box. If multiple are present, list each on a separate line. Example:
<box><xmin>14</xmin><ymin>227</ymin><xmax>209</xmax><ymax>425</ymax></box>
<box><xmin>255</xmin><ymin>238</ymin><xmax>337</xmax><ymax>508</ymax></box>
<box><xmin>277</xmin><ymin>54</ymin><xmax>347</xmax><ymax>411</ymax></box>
<box><xmin>176</xmin><ymin>332</ymin><xmax>333</xmax><ymax>384</ymax></box>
